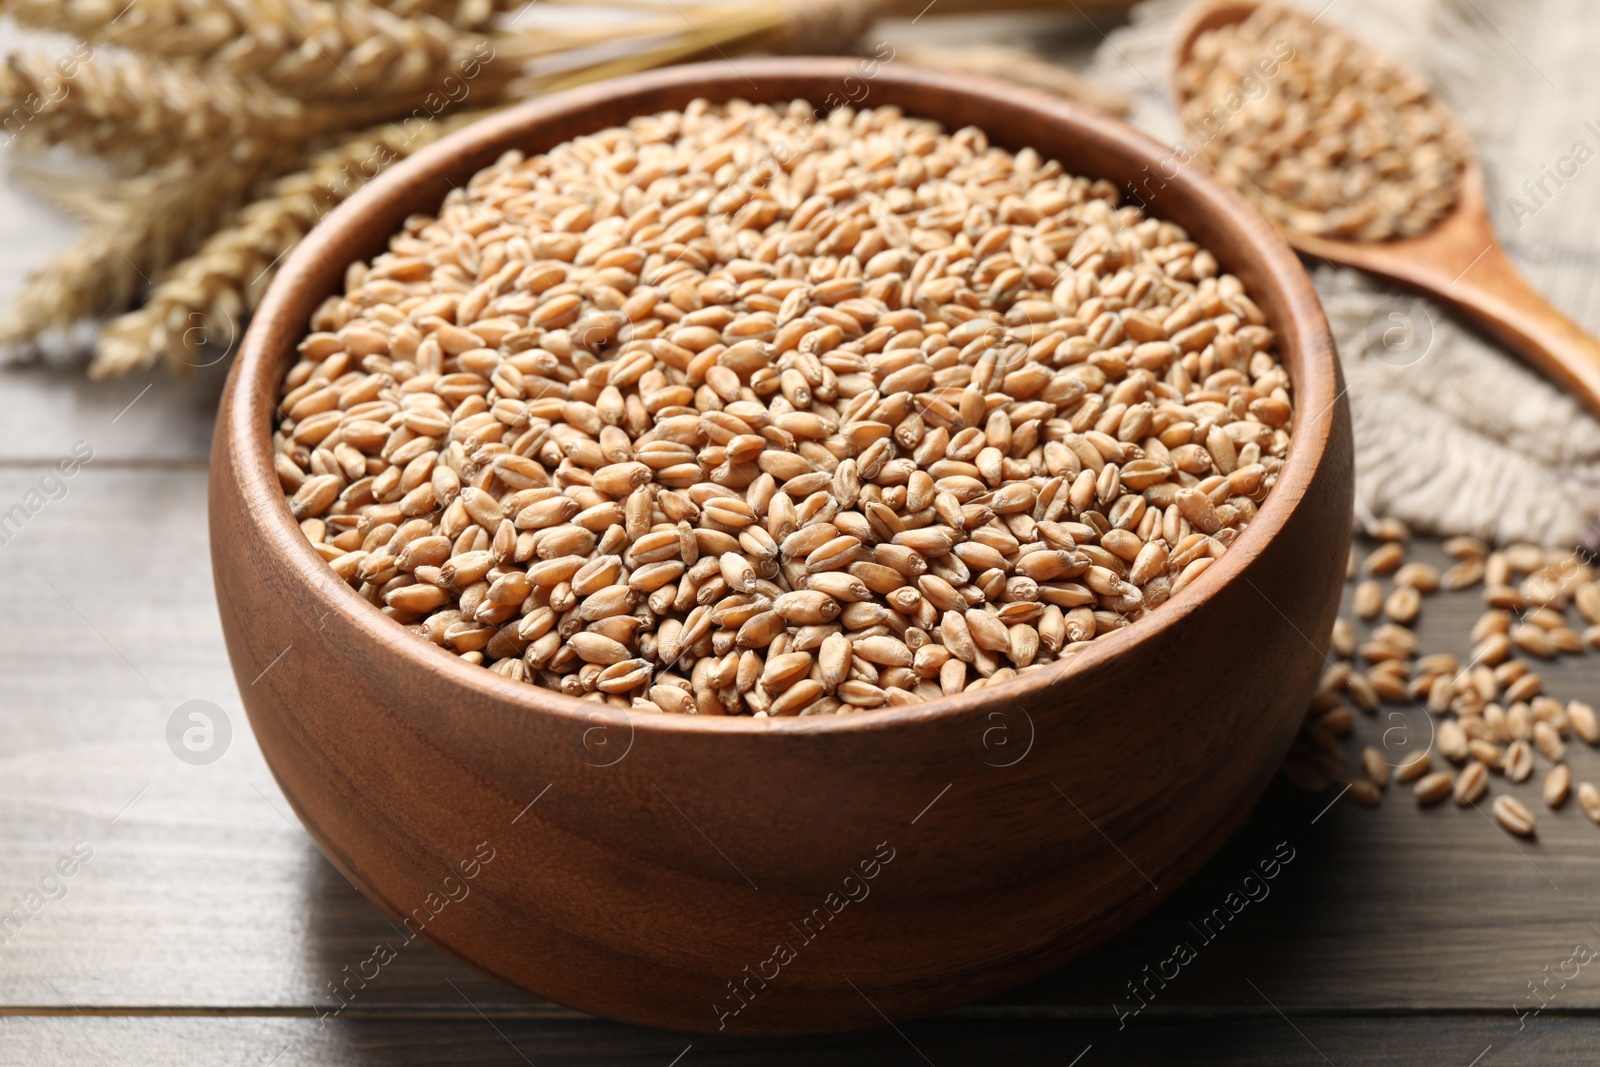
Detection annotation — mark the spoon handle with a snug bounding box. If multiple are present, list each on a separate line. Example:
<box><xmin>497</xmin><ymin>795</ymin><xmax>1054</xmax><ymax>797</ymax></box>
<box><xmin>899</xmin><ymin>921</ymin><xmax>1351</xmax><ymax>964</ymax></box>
<box><xmin>1443</xmin><ymin>243</ymin><xmax>1600</xmax><ymax>414</ymax></box>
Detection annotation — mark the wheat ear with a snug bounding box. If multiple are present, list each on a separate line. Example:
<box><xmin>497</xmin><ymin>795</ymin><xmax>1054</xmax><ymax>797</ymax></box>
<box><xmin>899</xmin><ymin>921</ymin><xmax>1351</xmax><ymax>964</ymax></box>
<box><xmin>91</xmin><ymin>111</ymin><xmax>485</xmax><ymax>378</ymax></box>
<box><xmin>371</xmin><ymin>0</ymin><xmax>528</xmax><ymax>29</ymax></box>
<box><xmin>0</xmin><ymin>154</ymin><xmax>274</xmax><ymax>347</ymax></box>
<box><xmin>0</xmin><ymin>0</ymin><xmax>521</xmax><ymax>45</ymax></box>
<box><xmin>0</xmin><ymin>50</ymin><xmax>302</xmax><ymax>172</ymax></box>
<box><xmin>2</xmin><ymin>0</ymin><xmax>487</xmax><ymax>101</ymax></box>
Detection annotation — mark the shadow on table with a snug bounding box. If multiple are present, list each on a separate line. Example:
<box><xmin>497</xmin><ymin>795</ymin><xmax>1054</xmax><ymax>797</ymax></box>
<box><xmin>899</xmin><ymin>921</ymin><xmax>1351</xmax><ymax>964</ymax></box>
<box><xmin>279</xmin><ymin>783</ymin><xmax>1367</xmax><ymax>1064</ymax></box>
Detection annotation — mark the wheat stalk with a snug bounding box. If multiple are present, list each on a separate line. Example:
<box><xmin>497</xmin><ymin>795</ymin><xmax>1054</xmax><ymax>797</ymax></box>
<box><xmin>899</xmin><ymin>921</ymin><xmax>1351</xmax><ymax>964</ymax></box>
<box><xmin>0</xmin><ymin>0</ymin><xmax>253</xmax><ymax>61</ymax></box>
<box><xmin>0</xmin><ymin>0</ymin><xmax>1139</xmax><ymax>374</ymax></box>
<box><xmin>0</xmin><ymin>0</ymin><xmax>732</xmax><ymax>345</ymax></box>
<box><xmin>1</xmin><ymin>0</ymin><xmax>485</xmax><ymax>100</ymax></box>
<box><xmin>893</xmin><ymin>44</ymin><xmax>1132</xmax><ymax>115</ymax></box>
<box><xmin>90</xmin><ymin>111</ymin><xmax>486</xmax><ymax>378</ymax></box>
<box><xmin>224</xmin><ymin>1</ymin><xmax>481</xmax><ymax>101</ymax></box>
<box><xmin>0</xmin><ymin>50</ymin><xmax>301</xmax><ymax>171</ymax></box>
<box><xmin>0</xmin><ymin>155</ymin><xmax>269</xmax><ymax>345</ymax></box>
<box><xmin>0</xmin><ymin>0</ymin><xmax>855</xmax><ymax>103</ymax></box>
<box><xmin>0</xmin><ymin>230</ymin><xmax>146</xmax><ymax>346</ymax></box>
<box><xmin>74</xmin><ymin>0</ymin><xmax>886</xmax><ymax>373</ymax></box>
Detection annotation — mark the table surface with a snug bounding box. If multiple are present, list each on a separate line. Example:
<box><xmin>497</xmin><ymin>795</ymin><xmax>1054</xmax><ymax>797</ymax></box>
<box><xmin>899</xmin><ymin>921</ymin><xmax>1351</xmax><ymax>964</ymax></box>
<box><xmin>6</xmin><ymin>5</ymin><xmax>1600</xmax><ymax>1065</ymax></box>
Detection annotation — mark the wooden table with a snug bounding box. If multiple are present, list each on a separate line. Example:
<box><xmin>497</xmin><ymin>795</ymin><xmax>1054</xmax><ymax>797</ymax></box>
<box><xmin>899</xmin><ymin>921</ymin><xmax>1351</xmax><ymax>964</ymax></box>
<box><xmin>6</xmin><ymin>8</ymin><xmax>1600</xmax><ymax>1065</ymax></box>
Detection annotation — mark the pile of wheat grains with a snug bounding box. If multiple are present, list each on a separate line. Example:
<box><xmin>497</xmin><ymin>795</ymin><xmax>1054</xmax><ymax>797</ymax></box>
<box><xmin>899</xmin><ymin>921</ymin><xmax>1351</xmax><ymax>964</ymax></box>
<box><xmin>1179</xmin><ymin>5</ymin><xmax>1465</xmax><ymax>241</ymax></box>
<box><xmin>1288</xmin><ymin>521</ymin><xmax>1600</xmax><ymax>838</ymax></box>
<box><xmin>271</xmin><ymin>98</ymin><xmax>1295</xmax><ymax>716</ymax></box>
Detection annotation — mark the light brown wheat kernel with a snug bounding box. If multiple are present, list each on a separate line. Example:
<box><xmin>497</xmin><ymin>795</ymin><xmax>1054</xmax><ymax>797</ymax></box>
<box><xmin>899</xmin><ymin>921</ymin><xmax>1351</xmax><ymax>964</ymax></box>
<box><xmin>1394</xmin><ymin>562</ymin><xmax>1440</xmax><ymax>593</ymax></box>
<box><xmin>1579</xmin><ymin>782</ymin><xmax>1600</xmax><ymax>824</ymax></box>
<box><xmin>1492</xmin><ymin>794</ymin><xmax>1536</xmax><ymax>837</ymax></box>
<box><xmin>1361</xmin><ymin>746</ymin><xmax>1390</xmax><ymax>787</ymax></box>
<box><xmin>1181</xmin><ymin>7</ymin><xmax>1463</xmax><ymax>241</ymax></box>
<box><xmin>1413</xmin><ymin>771</ymin><xmax>1453</xmax><ymax>806</ymax></box>
<box><xmin>1394</xmin><ymin>750</ymin><xmax>1430</xmax><ymax>783</ymax></box>
<box><xmin>1569</xmin><ymin>700</ymin><xmax>1599</xmax><ymax>745</ymax></box>
<box><xmin>1453</xmin><ymin>761</ymin><xmax>1488</xmax><ymax>806</ymax></box>
<box><xmin>1353</xmin><ymin>580</ymin><xmax>1383</xmax><ymax>620</ymax></box>
<box><xmin>275</xmin><ymin>100</ymin><xmax>1294</xmax><ymax>714</ymax></box>
<box><xmin>1502</xmin><ymin>739</ymin><xmax>1534</xmax><ymax>783</ymax></box>
<box><xmin>1346</xmin><ymin>779</ymin><xmax>1382</xmax><ymax>807</ymax></box>
<box><xmin>1544</xmin><ymin>764</ymin><xmax>1571</xmax><ymax>809</ymax></box>
<box><xmin>1384</xmin><ymin>586</ymin><xmax>1421</xmax><ymax>625</ymax></box>
<box><xmin>1363</xmin><ymin>542</ymin><xmax>1405</xmax><ymax>576</ymax></box>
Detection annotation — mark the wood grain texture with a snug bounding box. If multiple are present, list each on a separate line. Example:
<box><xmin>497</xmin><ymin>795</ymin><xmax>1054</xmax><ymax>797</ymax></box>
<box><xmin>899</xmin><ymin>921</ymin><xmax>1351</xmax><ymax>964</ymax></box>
<box><xmin>0</xmin><ymin>468</ymin><xmax>529</xmax><ymax>1013</ymax></box>
<box><xmin>210</xmin><ymin>57</ymin><xmax>1350</xmax><ymax>1034</ymax></box>
<box><xmin>1173</xmin><ymin>0</ymin><xmax>1600</xmax><ymax>420</ymax></box>
<box><xmin>2</xmin><ymin>3</ymin><xmax>1599</xmax><ymax>1062</ymax></box>
<box><xmin>7</xmin><ymin>467</ymin><xmax>1600</xmax><ymax>1058</ymax></box>
<box><xmin>0</xmin><ymin>365</ymin><xmax>225</xmax><ymax>465</ymax></box>
<box><xmin>3</xmin><ymin>1012</ymin><xmax>1599</xmax><ymax>1066</ymax></box>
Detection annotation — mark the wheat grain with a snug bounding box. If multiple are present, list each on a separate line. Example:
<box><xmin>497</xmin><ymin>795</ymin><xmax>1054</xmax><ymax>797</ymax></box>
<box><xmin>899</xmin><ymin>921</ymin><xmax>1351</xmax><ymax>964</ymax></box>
<box><xmin>1360</xmin><ymin>746</ymin><xmax>1389</xmax><ymax>787</ymax></box>
<box><xmin>1362</xmin><ymin>542</ymin><xmax>1404</xmax><ymax>576</ymax></box>
<box><xmin>1352</xmin><ymin>579</ymin><xmax>1381</xmax><ymax>620</ymax></box>
<box><xmin>1544</xmin><ymin>764</ymin><xmax>1571</xmax><ymax>809</ymax></box>
<box><xmin>1179</xmin><ymin>5</ymin><xmax>1465</xmax><ymax>241</ymax></box>
<box><xmin>1346</xmin><ymin>779</ymin><xmax>1381</xmax><ymax>806</ymax></box>
<box><xmin>1413</xmin><ymin>771</ymin><xmax>1452</xmax><ymax>806</ymax></box>
<box><xmin>1493</xmin><ymin>794</ymin><xmax>1536</xmax><ymax>837</ymax></box>
<box><xmin>1394</xmin><ymin>751</ymin><xmax>1430</xmax><ymax>783</ymax></box>
<box><xmin>1303</xmin><ymin>524</ymin><xmax>1600</xmax><ymax>848</ymax></box>
<box><xmin>1443</xmin><ymin>536</ymin><xmax>1487</xmax><ymax>559</ymax></box>
<box><xmin>1440</xmin><ymin>557</ymin><xmax>1484</xmax><ymax>590</ymax></box>
<box><xmin>1393</xmin><ymin>562</ymin><xmax>1439</xmax><ymax>593</ymax></box>
<box><xmin>1453</xmin><ymin>761</ymin><xmax>1488</xmax><ymax>805</ymax></box>
<box><xmin>1569</xmin><ymin>700</ymin><xmax>1599</xmax><ymax>745</ymax></box>
<box><xmin>1579</xmin><ymin>782</ymin><xmax>1600</xmax><ymax>824</ymax></box>
<box><xmin>272</xmin><ymin>100</ymin><xmax>1295</xmax><ymax>713</ymax></box>
<box><xmin>1383</xmin><ymin>585</ymin><xmax>1420</xmax><ymax>625</ymax></box>
<box><xmin>1503</xmin><ymin>739</ymin><xmax>1534</xmax><ymax>783</ymax></box>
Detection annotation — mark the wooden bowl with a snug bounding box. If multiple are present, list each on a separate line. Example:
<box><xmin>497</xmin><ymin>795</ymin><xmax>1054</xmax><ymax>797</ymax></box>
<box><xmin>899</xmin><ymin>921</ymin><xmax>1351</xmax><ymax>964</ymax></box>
<box><xmin>211</xmin><ymin>58</ymin><xmax>1352</xmax><ymax>1035</ymax></box>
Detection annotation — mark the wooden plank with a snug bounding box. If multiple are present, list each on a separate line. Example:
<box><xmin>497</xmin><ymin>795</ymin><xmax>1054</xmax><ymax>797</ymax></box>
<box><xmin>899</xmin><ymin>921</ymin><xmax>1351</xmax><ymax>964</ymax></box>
<box><xmin>0</xmin><ymin>366</ymin><xmax>225</xmax><ymax>465</ymax></box>
<box><xmin>0</xmin><ymin>465</ymin><xmax>528</xmax><ymax>1012</ymax></box>
<box><xmin>0</xmin><ymin>1013</ymin><xmax>1592</xmax><ymax>1066</ymax></box>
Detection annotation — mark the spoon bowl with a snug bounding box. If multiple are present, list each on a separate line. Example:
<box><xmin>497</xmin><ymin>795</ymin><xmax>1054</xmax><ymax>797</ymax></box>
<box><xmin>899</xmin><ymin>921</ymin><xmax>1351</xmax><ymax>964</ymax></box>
<box><xmin>1174</xmin><ymin>0</ymin><xmax>1600</xmax><ymax>417</ymax></box>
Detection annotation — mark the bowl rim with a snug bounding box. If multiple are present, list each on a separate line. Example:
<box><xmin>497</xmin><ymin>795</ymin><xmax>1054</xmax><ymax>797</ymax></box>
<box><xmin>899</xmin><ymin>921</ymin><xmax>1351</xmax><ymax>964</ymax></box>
<box><xmin>223</xmin><ymin>56</ymin><xmax>1339</xmax><ymax>737</ymax></box>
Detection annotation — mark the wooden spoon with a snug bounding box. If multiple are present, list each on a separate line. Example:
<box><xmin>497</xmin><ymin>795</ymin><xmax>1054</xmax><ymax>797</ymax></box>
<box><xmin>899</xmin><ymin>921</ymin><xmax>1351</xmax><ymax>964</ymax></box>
<box><xmin>1173</xmin><ymin>0</ymin><xmax>1600</xmax><ymax>415</ymax></box>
